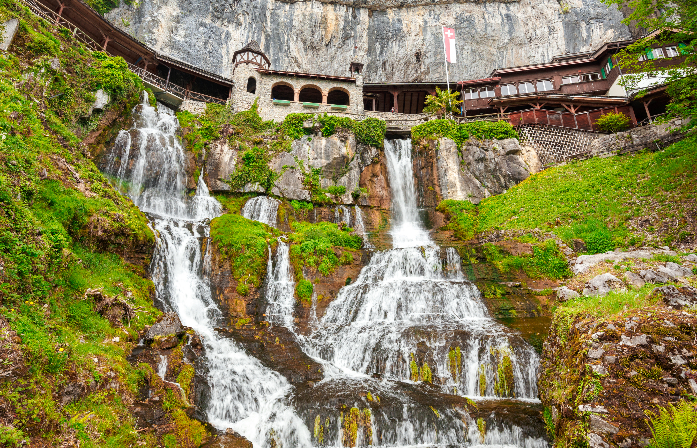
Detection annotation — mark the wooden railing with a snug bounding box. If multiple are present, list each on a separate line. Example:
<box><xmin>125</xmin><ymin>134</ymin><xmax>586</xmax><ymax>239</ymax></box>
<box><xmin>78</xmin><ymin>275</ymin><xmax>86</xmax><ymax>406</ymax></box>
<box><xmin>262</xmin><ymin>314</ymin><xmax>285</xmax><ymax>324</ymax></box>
<box><xmin>17</xmin><ymin>0</ymin><xmax>227</xmax><ymax>105</ymax></box>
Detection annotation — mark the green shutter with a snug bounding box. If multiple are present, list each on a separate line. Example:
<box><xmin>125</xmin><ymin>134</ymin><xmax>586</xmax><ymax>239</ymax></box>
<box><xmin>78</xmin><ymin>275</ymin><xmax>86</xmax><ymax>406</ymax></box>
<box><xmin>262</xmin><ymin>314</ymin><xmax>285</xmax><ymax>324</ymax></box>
<box><xmin>678</xmin><ymin>43</ymin><xmax>688</xmax><ymax>55</ymax></box>
<box><xmin>601</xmin><ymin>68</ymin><xmax>606</xmax><ymax>79</ymax></box>
<box><xmin>645</xmin><ymin>48</ymin><xmax>654</xmax><ymax>60</ymax></box>
<box><xmin>607</xmin><ymin>57</ymin><xmax>614</xmax><ymax>70</ymax></box>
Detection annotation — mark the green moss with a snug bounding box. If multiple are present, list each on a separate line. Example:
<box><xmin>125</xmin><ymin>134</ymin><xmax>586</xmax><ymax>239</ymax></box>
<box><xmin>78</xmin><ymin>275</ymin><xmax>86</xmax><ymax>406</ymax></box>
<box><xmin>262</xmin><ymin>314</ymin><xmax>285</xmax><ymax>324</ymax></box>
<box><xmin>296</xmin><ymin>279</ymin><xmax>314</xmax><ymax>303</ymax></box>
<box><xmin>288</xmin><ymin>221</ymin><xmax>361</xmax><ymax>279</ymax></box>
<box><xmin>477</xmin><ymin>418</ymin><xmax>486</xmax><ymax>443</ymax></box>
<box><xmin>281</xmin><ymin>113</ymin><xmax>386</xmax><ymax>148</ymax></box>
<box><xmin>479</xmin><ymin>365</ymin><xmax>487</xmax><ymax>396</ymax></box>
<box><xmin>210</xmin><ymin>214</ymin><xmax>276</xmax><ymax>294</ymax></box>
<box><xmin>410</xmin><ymin>353</ymin><xmax>420</xmax><ymax>382</ymax></box>
<box><xmin>176</xmin><ymin>364</ymin><xmax>195</xmax><ymax>398</ymax></box>
<box><xmin>421</xmin><ymin>362</ymin><xmax>433</xmax><ymax>383</ymax></box>
<box><xmin>493</xmin><ymin>351</ymin><xmax>515</xmax><ymax>398</ymax></box>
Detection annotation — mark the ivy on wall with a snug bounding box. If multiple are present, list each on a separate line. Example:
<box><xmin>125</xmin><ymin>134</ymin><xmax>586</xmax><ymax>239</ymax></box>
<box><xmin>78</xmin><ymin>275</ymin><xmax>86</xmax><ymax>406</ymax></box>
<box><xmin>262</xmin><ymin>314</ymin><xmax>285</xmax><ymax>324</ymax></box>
<box><xmin>281</xmin><ymin>113</ymin><xmax>386</xmax><ymax>148</ymax></box>
<box><xmin>411</xmin><ymin>119</ymin><xmax>519</xmax><ymax>148</ymax></box>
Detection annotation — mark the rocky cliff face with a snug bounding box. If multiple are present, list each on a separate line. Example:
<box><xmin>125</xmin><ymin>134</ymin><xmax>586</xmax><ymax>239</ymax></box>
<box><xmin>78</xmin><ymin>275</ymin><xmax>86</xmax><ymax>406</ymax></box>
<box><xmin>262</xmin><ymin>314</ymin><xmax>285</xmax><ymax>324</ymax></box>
<box><xmin>106</xmin><ymin>0</ymin><xmax>633</xmax><ymax>82</ymax></box>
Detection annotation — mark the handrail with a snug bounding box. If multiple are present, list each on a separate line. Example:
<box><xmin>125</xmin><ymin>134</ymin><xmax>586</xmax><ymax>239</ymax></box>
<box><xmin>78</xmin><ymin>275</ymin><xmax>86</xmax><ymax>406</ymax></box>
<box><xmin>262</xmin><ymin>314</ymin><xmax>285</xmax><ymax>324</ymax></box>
<box><xmin>16</xmin><ymin>0</ymin><xmax>227</xmax><ymax>105</ymax></box>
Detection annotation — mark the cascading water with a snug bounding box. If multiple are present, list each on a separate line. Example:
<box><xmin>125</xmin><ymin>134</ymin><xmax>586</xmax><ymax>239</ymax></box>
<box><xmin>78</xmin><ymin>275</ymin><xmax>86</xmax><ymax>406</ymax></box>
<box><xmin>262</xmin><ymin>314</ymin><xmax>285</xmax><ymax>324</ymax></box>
<box><xmin>104</xmin><ymin>94</ymin><xmax>311</xmax><ymax>447</ymax></box>
<box><xmin>307</xmin><ymin>140</ymin><xmax>540</xmax><ymax>400</ymax></box>
<box><xmin>242</xmin><ymin>196</ymin><xmax>281</xmax><ymax>227</ymax></box>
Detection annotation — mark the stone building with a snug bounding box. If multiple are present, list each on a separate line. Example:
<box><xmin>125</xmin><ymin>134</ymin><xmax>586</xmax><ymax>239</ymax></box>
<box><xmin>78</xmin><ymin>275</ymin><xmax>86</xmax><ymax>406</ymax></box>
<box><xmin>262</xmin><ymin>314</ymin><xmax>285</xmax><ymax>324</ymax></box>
<box><xmin>231</xmin><ymin>41</ymin><xmax>364</xmax><ymax>121</ymax></box>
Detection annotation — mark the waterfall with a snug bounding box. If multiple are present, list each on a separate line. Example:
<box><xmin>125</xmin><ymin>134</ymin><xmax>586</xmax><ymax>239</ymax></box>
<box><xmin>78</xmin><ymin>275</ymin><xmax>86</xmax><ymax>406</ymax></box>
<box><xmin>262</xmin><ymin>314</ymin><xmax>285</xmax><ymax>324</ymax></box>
<box><xmin>242</xmin><ymin>196</ymin><xmax>280</xmax><ymax>227</ymax></box>
<box><xmin>306</xmin><ymin>139</ymin><xmax>541</xmax><ymax>404</ymax></box>
<box><xmin>265</xmin><ymin>241</ymin><xmax>296</xmax><ymax>329</ymax></box>
<box><xmin>354</xmin><ymin>205</ymin><xmax>374</xmax><ymax>250</ymax></box>
<box><xmin>104</xmin><ymin>94</ymin><xmax>312</xmax><ymax>447</ymax></box>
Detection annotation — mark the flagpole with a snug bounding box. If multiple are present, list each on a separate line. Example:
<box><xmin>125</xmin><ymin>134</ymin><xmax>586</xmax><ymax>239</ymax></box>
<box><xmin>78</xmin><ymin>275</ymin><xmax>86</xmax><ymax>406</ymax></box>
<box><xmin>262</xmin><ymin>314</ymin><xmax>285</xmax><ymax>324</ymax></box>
<box><xmin>442</xmin><ymin>26</ymin><xmax>451</xmax><ymax>118</ymax></box>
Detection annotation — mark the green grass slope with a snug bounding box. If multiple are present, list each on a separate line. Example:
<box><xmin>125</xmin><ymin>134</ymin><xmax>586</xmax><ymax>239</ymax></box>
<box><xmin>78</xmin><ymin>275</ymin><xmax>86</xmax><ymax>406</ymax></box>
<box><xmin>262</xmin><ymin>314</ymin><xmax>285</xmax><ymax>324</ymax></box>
<box><xmin>439</xmin><ymin>134</ymin><xmax>697</xmax><ymax>252</ymax></box>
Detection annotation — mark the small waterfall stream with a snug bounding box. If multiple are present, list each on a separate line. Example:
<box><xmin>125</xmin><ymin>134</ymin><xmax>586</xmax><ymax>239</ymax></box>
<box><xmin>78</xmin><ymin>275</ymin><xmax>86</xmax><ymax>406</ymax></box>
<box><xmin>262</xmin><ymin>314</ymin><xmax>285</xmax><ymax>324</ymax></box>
<box><xmin>106</xmin><ymin>96</ymin><xmax>546</xmax><ymax>447</ymax></box>
<box><xmin>105</xmin><ymin>95</ymin><xmax>311</xmax><ymax>447</ymax></box>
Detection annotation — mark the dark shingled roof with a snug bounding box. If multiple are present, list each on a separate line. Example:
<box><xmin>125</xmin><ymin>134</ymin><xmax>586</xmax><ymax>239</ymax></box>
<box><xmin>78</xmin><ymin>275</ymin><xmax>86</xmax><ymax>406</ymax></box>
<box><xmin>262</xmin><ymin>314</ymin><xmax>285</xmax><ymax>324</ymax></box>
<box><xmin>241</xmin><ymin>40</ymin><xmax>263</xmax><ymax>54</ymax></box>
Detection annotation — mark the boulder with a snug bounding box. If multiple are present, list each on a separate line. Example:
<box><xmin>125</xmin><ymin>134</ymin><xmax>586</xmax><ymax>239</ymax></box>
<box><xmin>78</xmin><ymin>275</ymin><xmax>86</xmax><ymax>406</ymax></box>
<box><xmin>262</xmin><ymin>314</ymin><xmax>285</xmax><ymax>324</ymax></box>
<box><xmin>201</xmin><ymin>430</ymin><xmax>253</xmax><ymax>448</ymax></box>
<box><xmin>650</xmin><ymin>285</ymin><xmax>697</xmax><ymax>310</ymax></box>
<box><xmin>556</xmin><ymin>286</ymin><xmax>580</xmax><ymax>302</ymax></box>
<box><xmin>0</xmin><ymin>18</ymin><xmax>19</xmax><ymax>52</ymax></box>
<box><xmin>624</xmin><ymin>271</ymin><xmax>645</xmax><ymax>289</ymax></box>
<box><xmin>660</xmin><ymin>262</ymin><xmax>692</xmax><ymax>279</ymax></box>
<box><xmin>582</xmin><ymin>273</ymin><xmax>624</xmax><ymax>297</ymax></box>
<box><xmin>84</xmin><ymin>288</ymin><xmax>134</xmax><ymax>327</ymax></box>
<box><xmin>639</xmin><ymin>269</ymin><xmax>671</xmax><ymax>284</ymax></box>
<box><xmin>684</xmin><ymin>254</ymin><xmax>697</xmax><ymax>263</ymax></box>
<box><xmin>590</xmin><ymin>415</ymin><xmax>619</xmax><ymax>435</ymax></box>
<box><xmin>204</xmin><ymin>139</ymin><xmax>238</xmax><ymax>191</ymax></box>
<box><xmin>146</xmin><ymin>313</ymin><xmax>185</xmax><ymax>340</ymax></box>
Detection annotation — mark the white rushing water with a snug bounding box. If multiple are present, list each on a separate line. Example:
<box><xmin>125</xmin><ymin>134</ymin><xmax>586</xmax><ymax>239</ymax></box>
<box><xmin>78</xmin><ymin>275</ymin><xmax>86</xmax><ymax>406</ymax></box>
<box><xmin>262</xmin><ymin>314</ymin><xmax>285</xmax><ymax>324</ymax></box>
<box><xmin>305</xmin><ymin>139</ymin><xmax>540</xmax><ymax>403</ymax></box>
<box><xmin>106</xmin><ymin>94</ymin><xmax>312</xmax><ymax>447</ymax></box>
<box><xmin>107</xmin><ymin>97</ymin><xmax>545</xmax><ymax>447</ymax></box>
<box><xmin>242</xmin><ymin>196</ymin><xmax>281</xmax><ymax>227</ymax></box>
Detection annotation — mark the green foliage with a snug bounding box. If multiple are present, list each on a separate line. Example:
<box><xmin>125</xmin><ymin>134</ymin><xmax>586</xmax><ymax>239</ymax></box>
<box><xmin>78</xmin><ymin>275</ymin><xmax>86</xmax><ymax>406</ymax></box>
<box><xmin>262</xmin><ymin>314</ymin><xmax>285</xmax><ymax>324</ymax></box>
<box><xmin>84</xmin><ymin>0</ymin><xmax>135</xmax><ymax>15</ymax></box>
<box><xmin>289</xmin><ymin>221</ymin><xmax>361</xmax><ymax>280</ymax></box>
<box><xmin>543</xmin><ymin>407</ymin><xmax>556</xmax><ymax>441</ymax></box>
<box><xmin>439</xmin><ymin>134</ymin><xmax>697</xmax><ymax>249</ymax></box>
<box><xmin>423</xmin><ymin>86</ymin><xmax>463</xmax><ymax>118</ymax></box>
<box><xmin>557</xmin><ymin>284</ymin><xmax>663</xmax><ymax>317</ymax></box>
<box><xmin>227</xmin><ymin>146</ymin><xmax>280</xmax><ymax>193</ymax></box>
<box><xmin>210</xmin><ymin>214</ymin><xmax>276</xmax><ymax>294</ymax></box>
<box><xmin>92</xmin><ymin>53</ymin><xmax>141</xmax><ymax>99</ymax></box>
<box><xmin>291</xmin><ymin>200</ymin><xmax>313</xmax><ymax>211</ymax></box>
<box><xmin>595</xmin><ymin>112</ymin><xmax>632</xmax><ymax>133</ymax></box>
<box><xmin>602</xmin><ymin>0</ymin><xmax>697</xmax><ymax>128</ymax></box>
<box><xmin>645</xmin><ymin>401</ymin><xmax>697</xmax><ymax>448</ymax></box>
<box><xmin>296</xmin><ymin>279</ymin><xmax>314</xmax><ymax>302</ymax></box>
<box><xmin>327</xmin><ymin>185</ymin><xmax>346</xmax><ymax>197</ymax></box>
<box><xmin>479</xmin><ymin>240</ymin><xmax>570</xmax><ymax>280</ymax></box>
<box><xmin>412</xmin><ymin>119</ymin><xmax>519</xmax><ymax>148</ymax></box>
<box><xmin>0</xmin><ymin>425</ymin><xmax>24</xmax><ymax>446</ymax></box>
<box><xmin>421</xmin><ymin>362</ymin><xmax>433</xmax><ymax>383</ymax></box>
<box><xmin>281</xmin><ymin>113</ymin><xmax>386</xmax><ymax>148</ymax></box>
<box><xmin>530</xmin><ymin>241</ymin><xmax>572</xmax><ymax>279</ymax></box>
<box><xmin>494</xmin><ymin>353</ymin><xmax>515</xmax><ymax>398</ymax></box>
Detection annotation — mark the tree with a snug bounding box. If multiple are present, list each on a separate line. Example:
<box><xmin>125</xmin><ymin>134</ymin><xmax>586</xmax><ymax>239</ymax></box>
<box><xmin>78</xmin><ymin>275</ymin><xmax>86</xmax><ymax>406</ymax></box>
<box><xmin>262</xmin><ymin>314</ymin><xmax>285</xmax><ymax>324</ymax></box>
<box><xmin>423</xmin><ymin>87</ymin><xmax>463</xmax><ymax>118</ymax></box>
<box><xmin>602</xmin><ymin>0</ymin><xmax>697</xmax><ymax>129</ymax></box>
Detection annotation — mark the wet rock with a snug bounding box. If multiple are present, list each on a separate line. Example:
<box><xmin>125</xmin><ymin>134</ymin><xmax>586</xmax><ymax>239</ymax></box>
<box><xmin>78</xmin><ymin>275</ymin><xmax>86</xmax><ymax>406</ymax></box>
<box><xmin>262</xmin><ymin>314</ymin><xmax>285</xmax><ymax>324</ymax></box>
<box><xmin>582</xmin><ymin>273</ymin><xmax>624</xmax><ymax>297</ymax></box>
<box><xmin>84</xmin><ymin>288</ymin><xmax>135</xmax><ymax>327</ymax></box>
<box><xmin>579</xmin><ymin>404</ymin><xmax>608</xmax><ymax>413</ymax></box>
<box><xmin>202</xmin><ymin>429</ymin><xmax>252</xmax><ymax>448</ymax></box>
<box><xmin>204</xmin><ymin>139</ymin><xmax>237</xmax><ymax>191</ymax></box>
<box><xmin>590</xmin><ymin>415</ymin><xmax>619</xmax><ymax>434</ymax></box>
<box><xmin>571</xmin><ymin>239</ymin><xmax>587</xmax><ymax>253</ymax></box>
<box><xmin>145</xmin><ymin>313</ymin><xmax>185</xmax><ymax>340</ymax></box>
<box><xmin>557</xmin><ymin>286</ymin><xmax>580</xmax><ymax>302</ymax></box>
<box><xmin>624</xmin><ymin>271</ymin><xmax>645</xmax><ymax>289</ymax></box>
<box><xmin>650</xmin><ymin>285</ymin><xmax>697</xmax><ymax>310</ymax></box>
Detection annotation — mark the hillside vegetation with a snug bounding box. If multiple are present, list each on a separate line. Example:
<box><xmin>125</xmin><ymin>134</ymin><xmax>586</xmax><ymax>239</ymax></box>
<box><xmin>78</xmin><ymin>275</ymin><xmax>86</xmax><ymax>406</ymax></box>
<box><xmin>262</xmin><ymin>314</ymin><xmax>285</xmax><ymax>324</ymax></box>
<box><xmin>439</xmin><ymin>134</ymin><xmax>697</xmax><ymax>252</ymax></box>
<box><xmin>0</xmin><ymin>1</ymin><xmax>205</xmax><ymax>446</ymax></box>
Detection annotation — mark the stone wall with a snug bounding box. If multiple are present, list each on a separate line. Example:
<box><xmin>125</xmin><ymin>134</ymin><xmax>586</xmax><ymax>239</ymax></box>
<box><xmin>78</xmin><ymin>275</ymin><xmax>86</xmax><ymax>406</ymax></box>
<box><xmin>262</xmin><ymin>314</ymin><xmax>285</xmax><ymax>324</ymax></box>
<box><xmin>590</xmin><ymin>118</ymin><xmax>685</xmax><ymax>157</ymax></box>
<box><xmin>179</xmin><ymin>99</ymin><xmax>207</xmax><ymax>115</ymax></box>
<box><xmin>231</xmin><ymin>63</ymin><xmax>363</xmax><ymax>122</ymax></box>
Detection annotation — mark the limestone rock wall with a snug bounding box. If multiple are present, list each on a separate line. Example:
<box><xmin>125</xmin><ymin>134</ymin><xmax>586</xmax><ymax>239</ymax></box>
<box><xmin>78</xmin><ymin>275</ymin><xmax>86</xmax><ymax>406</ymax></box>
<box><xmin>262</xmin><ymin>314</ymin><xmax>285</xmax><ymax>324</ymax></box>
<box><xmin>106</xmin><ymin>0</ymin><xmax>633</xmax><ymax>83</ymax></box>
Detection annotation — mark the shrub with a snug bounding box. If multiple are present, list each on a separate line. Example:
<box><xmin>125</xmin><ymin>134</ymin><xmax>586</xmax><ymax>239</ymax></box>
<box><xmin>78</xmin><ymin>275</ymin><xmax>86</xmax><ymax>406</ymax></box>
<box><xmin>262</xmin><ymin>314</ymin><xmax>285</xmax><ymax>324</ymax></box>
<box><xmin>412</xmin><ymin>119</ymin><xmax>519</xmax><ymax>148</ymax></box>
<box><xmin>595</xmin><ymin>112</ymin><xmax>631</xmax><ymax>133</ymax></box>
<box><xmin>645</xmin><ymin>401</ymin><xmax>697</xmax><ymax>448</ymax></box>
<box><xmin>296</xmin><ymin>279</ymin><xmax>313</xmax><ymax>302</ymax></box>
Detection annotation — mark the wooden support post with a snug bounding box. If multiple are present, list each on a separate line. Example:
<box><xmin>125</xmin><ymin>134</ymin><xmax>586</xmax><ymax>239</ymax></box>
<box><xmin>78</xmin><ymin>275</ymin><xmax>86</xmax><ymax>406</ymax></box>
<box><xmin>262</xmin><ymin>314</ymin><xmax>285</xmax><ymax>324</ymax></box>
<box><xmin>294</xmin><ymin>90</ymin><xmax>300</xmax><ymax>103</ymax></box>
<box><xmin>643</xmin><ymin>99</ymin><xmax>653</xmax><ymax>123</ymax></box>
<box><xmin>391</xmin><ymin>90</ymin><xmax>399</xmax><ymax>113</ymax></box>
<box><xmin>102</xmin><ymin>36</ymin><xmax>110</xmax><ymax>51</ymax></box>
<box><xmin>372</xmin><ymin>98</ymin><xmax>376</xmax><ymax>111</ymax></box>
<box><xmin>55</xmin><ymin>2</ymin><xmax>65</xmax><ymax>24</ymax></box>
<box><xmin>628</xmin><ymin>106</ymin><xmax>638</xmax><ymax>126</ymax></box>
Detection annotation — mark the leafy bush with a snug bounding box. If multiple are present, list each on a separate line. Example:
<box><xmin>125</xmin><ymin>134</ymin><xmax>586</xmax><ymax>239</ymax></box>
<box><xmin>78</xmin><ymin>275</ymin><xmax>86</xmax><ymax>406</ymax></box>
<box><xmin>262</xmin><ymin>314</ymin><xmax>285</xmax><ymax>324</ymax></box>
<box><xmin>412</xmin><ymin>119</ymin><xmax>519</xmax><ymax>148</ymax></box>
<box><xmin>423</xmin><ymin>86</ymin><xmax>462</xmax><ymax>118</ymax></box>
<box><xmin>26</xmin><ymin>32</ymin><xmax>59</xmax><ymax>56</ymax></box>
<box><xmin>281</xmin><ymin>113</ymin><xmax>386</xmax><ymax>148</ymax></box>
<box><xmin>529</xmin><ymin>241</ymin><xmax>572</xmax><ymax>279</ymax></box>
<box><xmin>595</xmin><ymin>112</ymin><xmax>631</xmax><ymax>133</ymax></box>
<box><xmin>437</xmin><ymin>199</ymin><xmax>478</xmax><ymax>241</ymax></box>
<box><xmin>327</xmin><ymin>185</ymin><xmax>346</xmax><ymax>197</ymax></box>
<box><xmin>645</xmin><ymin>401</ymin><xmax>697</xmax><ymax>448</ymax></box>
<box><xmin>296</xmin><ymin>279</ymin><xmax>313</xmax><ymax>302</ymax></box>
<box><xmin>227</xmin><ymin>146</ymin><xmax>279</xmax><ymax>193</ymax></box>
<box><xmin>0</xmin><ymin>425</ymin><xmax>24</xmax><ymax>446</ymax></box>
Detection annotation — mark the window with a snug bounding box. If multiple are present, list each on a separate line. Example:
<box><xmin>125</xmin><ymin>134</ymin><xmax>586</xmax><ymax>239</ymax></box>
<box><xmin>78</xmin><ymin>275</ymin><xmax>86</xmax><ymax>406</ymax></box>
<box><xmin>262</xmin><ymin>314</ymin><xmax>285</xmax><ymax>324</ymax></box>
<box><xmin>652</xmin><ymin>48</ymin><xmax>665</xmax><ymax>59</ymax></box>
<box><xmin>518</xmin><ymin>82</ymin><xmax>534</xmax><ymax>94</ymax></box>
<box><xmin>465</xmin><ymin>88</ymin><xmax>479</xmax><ymax>100</ymax></box>
<box><xmin>604</xmin><ymin>56</ymin><xmax>614</xmax><ymax>76</ymax></box>
<box><xmin>246</xmin><ymin>77</ymin><xmax>256</xmax><ymax>94</ymax></box>
<box><xmin>501</xmin><ymin>84</ymin><xmax>517</xmax><ymax>96</ymax></box>
<box><xmin>537</xmin><ymin>79</ymin><xmax>553</xmax><ymax>92</ymax></box>
<box><xmin>579</xmin><ymin>73</ymin><xmax>601</xmax><ymax>82</ymax></box>
<box><xmin>480</xmin><ymin>86</ymin><xmax>496</xmax><ymax>98</ymax></box>
<box><xmin>666</xmin><ymin>46</ymin><xmax>679</xmax><ymax>57</ymax></box>
<box><xmin>562</xmin><ymin>75</ymin><xmax>580</xmax><ymax>85</ymax></box>
<box><xmin>638</xmin><ymin>54</ymin><xmax>647</xmax><ymax>62</ymax></box>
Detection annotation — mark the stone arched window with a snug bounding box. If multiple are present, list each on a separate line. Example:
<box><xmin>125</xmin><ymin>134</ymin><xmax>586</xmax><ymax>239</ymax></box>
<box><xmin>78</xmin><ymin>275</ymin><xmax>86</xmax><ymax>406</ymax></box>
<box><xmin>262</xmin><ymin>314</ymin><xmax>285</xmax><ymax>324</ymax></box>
<box><xmin>246</xmin><ymin>77</ymin><xmax>256</xmax><ymax>94</ymax></box>
<box><xmin>271</xmin><ymin>82</ymin><xmax>294</xmax><ymax>101</ymax></box>
<box><xmin>299</xmin><ymin>85</ymin><xmax>323</xmax><ymax>104</ymax></box>
<box><xmin>327</xmin><ymin>87</ymin><xmax>350</xmax><ymax>106</ymax></box>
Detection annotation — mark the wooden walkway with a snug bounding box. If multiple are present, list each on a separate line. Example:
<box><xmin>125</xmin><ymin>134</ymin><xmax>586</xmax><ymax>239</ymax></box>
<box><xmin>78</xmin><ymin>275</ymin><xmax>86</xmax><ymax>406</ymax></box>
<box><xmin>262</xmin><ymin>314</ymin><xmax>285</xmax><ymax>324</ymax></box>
<box><xmin>17</xmin><ymin>0</ymin><xmax>227</xmax><ymax>105</ymax></box>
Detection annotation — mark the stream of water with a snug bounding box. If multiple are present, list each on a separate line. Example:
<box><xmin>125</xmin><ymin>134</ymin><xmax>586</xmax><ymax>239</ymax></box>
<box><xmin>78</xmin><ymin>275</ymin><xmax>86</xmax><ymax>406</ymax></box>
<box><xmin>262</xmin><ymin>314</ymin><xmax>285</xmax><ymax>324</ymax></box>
<box><xmin>105</xmin><ymin>96</ymin><xmax>547</xmax><ymax>447</ymax></box>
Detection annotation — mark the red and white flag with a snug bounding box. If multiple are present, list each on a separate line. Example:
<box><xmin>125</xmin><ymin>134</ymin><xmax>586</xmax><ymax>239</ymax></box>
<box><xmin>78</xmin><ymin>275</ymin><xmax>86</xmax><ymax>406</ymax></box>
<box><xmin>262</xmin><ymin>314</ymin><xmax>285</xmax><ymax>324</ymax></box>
<box><xmin>442</xmin><ymin>27</ymin><xmax>457</xmax><ymax>63</ymax></box>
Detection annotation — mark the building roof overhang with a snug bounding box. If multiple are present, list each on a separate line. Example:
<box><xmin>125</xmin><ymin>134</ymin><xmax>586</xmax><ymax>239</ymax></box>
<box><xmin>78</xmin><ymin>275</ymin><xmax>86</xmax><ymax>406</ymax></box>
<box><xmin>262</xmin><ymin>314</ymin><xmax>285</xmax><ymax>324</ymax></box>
<box><xmin>457</xmin><ymin>77</ymin><xmax>501</xmax><ymax>86</ymax></box>
<box><xmin>488</xmin><ymin>93</ymin><xmax>629</xmax><ymax>107</ymax></box>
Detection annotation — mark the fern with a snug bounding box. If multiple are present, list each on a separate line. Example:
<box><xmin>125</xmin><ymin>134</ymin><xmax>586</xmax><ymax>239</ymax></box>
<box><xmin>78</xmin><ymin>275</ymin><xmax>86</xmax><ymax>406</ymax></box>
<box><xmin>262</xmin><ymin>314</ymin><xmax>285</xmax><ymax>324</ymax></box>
<box><xmin>645</xmin><ymin>401</ymin><xmax>697</xmax><ymax>448</ymax></box>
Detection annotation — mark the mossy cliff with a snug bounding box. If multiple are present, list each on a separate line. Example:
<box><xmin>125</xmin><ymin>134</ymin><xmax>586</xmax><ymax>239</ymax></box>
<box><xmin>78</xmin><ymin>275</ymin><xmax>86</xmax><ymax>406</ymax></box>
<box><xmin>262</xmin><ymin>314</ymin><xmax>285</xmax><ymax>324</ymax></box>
<box><xmin>0</xmin><ymin>1</ymin><xmax>212</xmax><ymax>445</ymax></box>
